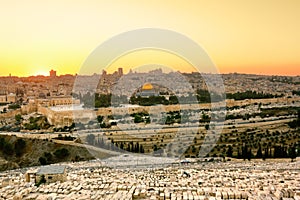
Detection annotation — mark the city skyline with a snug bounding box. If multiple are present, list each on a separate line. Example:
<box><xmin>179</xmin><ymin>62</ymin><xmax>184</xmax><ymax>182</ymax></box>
<box><xmin>1</xmin><ymin>0</ymin><xmax>300</xmax><ymax>77</ymax></box>
<box><xmin>1</xmin><ymin>66</ymin><xmax>300</xmax><ymax>78</ymax></box>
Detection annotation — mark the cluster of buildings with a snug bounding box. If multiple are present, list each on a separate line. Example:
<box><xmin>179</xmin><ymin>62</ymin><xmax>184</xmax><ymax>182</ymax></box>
<box><xmin>0</xmin><ymin>157</ymin><xmax>299</xmax><ymax>199</ymax></box>
<box><xmin>0</xmin><ymin>68</ymin><xmax>299</xmax><ymax>108</ymax></box>
<box><xmin>106</xmin><ymin>69</ymin><xmax>195</xmax><ymax>98</ymax></box>
<box><xmin>93</xmin><ymin>69</ymin><xmax>300</xmax><ymax>98</ymax></box>
<box><xmin>222</xmin><ymin>73</ymin><xmax>300</xmax><ymax>95</ymax></box>
<box><xmin>0</xmin><ymin>68</ymin><xmax>299</xmax><ymax>127</ymax></box>
<box><xmin>96</xmin><ymin>68</ymin><xmax>123</xmax><ymax>94</ymax></box>
<box><xmin>0</xmin><ymin>70</ymin><xmax>76</xmax><ymax>107</ymax></box>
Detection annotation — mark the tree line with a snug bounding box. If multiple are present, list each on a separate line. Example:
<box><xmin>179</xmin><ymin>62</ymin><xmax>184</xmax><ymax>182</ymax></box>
<box><xmin>0</xmin><ymin>137</ymin><xmax>26</xmax><ymax>157</ymax></box>
<box><xmin>86</xmin><ymin>134</ymin><xmax>145</xmax><ymax>153</ymax></box>
<box><xmin>235</xmin><ymin>143</ymin><xmax>298</xmax><ymax>161</ymax></box>
<box><xmin>79</xmin><ymin>90</ymin><xmax>284</xmax><ymax>108</ymax></box>
<box><xmin>39</xmin><ymin>148</ymin><xmax>71</xmax><ymax>165</ymax></box>
<box><xmin>226</xmin><ymin>90</ymin><xmax>283</xmax><ymax>101</ymax></box>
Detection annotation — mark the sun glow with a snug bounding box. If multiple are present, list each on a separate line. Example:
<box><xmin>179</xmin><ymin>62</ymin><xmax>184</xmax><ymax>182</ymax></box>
<box><xmin>33</xmin><ymin>69</ymin><xmax>49</xmax><ymax>76</ymax></box>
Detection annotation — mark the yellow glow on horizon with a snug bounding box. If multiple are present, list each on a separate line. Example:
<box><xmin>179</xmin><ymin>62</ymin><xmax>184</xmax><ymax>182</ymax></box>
<box><xmin>33</xmin><ymin>69</ymin><xmax>49</xmax><ymax>76</ymax></box>
<box><xmin>0</xmin><ymin>0</ymin><xmax>299</xmax><ymax>76</ymax></box>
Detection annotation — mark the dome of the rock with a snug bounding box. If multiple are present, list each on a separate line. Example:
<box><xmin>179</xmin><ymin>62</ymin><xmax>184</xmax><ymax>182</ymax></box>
<box><xmin>142</xmin><ymin>83</ymin><xmax>153</xmax><ymax>90</ymax></box>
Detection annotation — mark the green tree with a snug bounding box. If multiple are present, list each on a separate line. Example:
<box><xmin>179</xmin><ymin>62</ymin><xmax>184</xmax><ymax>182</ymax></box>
<box><xmin>97</xmin><ymin>115</ymin><xmax>104</xmax><ymax>123</ymax></box>
<box><xmin>0</xmin><ymin>138</ymin><xmax>5</xmax><ymax>150</ymax></box>
<box><xmin>247</xmin><ymin>148</ymin><xmax>252</xmax><ymax>161</ymax></box>
<box><xmin>205</xmin><ymin>124</ymin><xmax>209</xmax><ymax>130</ymax></box>
<box><xmin>15</xmin><ymin>139</ymin><xmax>26</xmax><ymax>156</ymax></box>
<box><xmin>44</xmin><ymin>152</ymin><xmax>53</xmax><ymax>163</ymax></box>
<box><xmin>35</xmin><ymin>175</ymin><xmax>46</xmax><ymax>187</ymax></box>
<box><xmin>192</xmin><ymin>145</ymin><xmax>196</xmax><ymax>153</ymax></box>
<box><xmin>134</xmin><ymin>115</ymin><xmax>143</xmax><ymax>123</ymax></box>
<box><xmin>3</xmin><ymin>142</ymin><xmax>14</xmax><ymax>155</ymax></box>
<box><xmin>39</xmin><ymin>157</ymin><xmax>47</xmax><ymax>165</ymax></box>
<box><xmin>226</xmin><ymin>146</ymin><xmax>233</xmax><ymax>157</ymax></box>
<box><xmin>288</xmin><ymin>145</ymin><xmax>297</xmax><ymax>162</ymax></box>
<box><xmin>54</xmin><ymin>148</ymin><xmax>70</xmax><ymax>159</ymax></box>
<box><xmin>169</xmin><ymin>95</ymin><xmax>179</xmax><ymax>104</ymax></box>
<box><xmin>256</xmin><ymin>145</ymin><xmax>263</xmax><ymax>158</ymax></box>
<box><xmin>140</xmin><ymin>144</ymin><xmax>145</xmax><ymax>153</ymax></box>
<box><xmin>95</xmin><ymin>94</ymin><xmax>112</xmax><ymax>108</ymax></box>
<box><xmin>15</xmin><ymin>114</ymin><xmax>22</xmax><ymax>122</ymax></box>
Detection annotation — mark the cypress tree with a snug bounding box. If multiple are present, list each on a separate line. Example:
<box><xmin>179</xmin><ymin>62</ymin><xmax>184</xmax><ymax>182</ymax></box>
<box><xmin>256</xmin><ymin>145</ymin><xmax>262</xmax><ymax>158</ymax></box>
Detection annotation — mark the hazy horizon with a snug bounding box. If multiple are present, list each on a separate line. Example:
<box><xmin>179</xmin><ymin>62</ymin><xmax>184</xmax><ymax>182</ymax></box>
<box><xmin>1</xmin><ymin>68</ymin><xmax>299</xmax><ymax>78</ymax></box>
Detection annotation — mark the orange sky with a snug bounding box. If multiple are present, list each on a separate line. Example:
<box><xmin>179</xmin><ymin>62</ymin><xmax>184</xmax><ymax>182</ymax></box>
<box><xmin>0</xmin><ymin>0</ymin><xmax>299</xmax><ymax>76</ymax></box>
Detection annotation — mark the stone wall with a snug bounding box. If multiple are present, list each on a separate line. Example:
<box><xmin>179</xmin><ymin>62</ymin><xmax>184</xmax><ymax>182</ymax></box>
<box><xmin>2</xmin><ymin>96</ymin><xmax>297</xmax><ymax>127</ymax></box>
<box><xmin>35</xmin><ymin>173</ymin><xmax>67</xmax><ymax>184</ymax></box>
<box><xmin>226</xmin><ymin>96</ymin><xmax>300</xmax><ymax>107</ymax></box>
<box><xmin>37</xmin><ymin>106</ymin><xmax>95</xmax><ymax>127</ymax></box>
<box><xmin>0</xmin><ymin>109</ymin><xmax>21</xmax><ymax>119</ymax></box>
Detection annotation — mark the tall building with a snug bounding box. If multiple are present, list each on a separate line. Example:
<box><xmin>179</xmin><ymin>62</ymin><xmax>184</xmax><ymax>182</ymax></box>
<box><xmin>49</xmin><ymin>69</ymin><xmax>57</xmax><ymax>77</ymax></box>
<box><xmin>118</xmin><ymin>68</ymin><xmax>123</xmax><ymax>76</ymax></box>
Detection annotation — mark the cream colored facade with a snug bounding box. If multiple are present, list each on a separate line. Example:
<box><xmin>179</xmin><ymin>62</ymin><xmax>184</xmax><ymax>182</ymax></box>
<box><xmin>38</xmin><ymin>106</ymin><xmax>94</xmax><ymax>127</ymax></box>
<box><xmin>35</xmin><ymin>97</ymin><xmax>80</xmax><ymax>107</ymax></box>
<box><xmin>49</xmin><ymin>97</ymin><xmax>80</xmax><ymax>106</ymax></box>
<box><xmin>0</xmin><ymin>95</ymin><xmax>6</xmax><ymax>103</ymax></box>
<box><xmin>0</xmin><ymin>94</ymin><xmax>16</xmax><ymax>103</ymax></box>
<box><xmin>35</xmin><ymin>173</ymin><xmax>67</xmax><ymax>184</ymax></box>
<box><xmin>7</xmin><ymin>93</ymin><xmax>16</xmax><ymax>103</ymax></box>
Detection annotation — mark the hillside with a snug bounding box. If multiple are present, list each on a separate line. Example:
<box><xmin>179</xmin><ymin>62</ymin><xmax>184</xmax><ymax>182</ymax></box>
<box><xmin>0</xmin><ymin>135</ymin><xmax>108</xmax><ymax>171</ymax></box>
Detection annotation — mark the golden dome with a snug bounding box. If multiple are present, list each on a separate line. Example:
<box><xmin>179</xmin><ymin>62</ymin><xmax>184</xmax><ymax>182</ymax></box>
<box><xmin>142</xmin><ymin>83</ymin><xmax>153</xmax><ymax>90</ymax></box>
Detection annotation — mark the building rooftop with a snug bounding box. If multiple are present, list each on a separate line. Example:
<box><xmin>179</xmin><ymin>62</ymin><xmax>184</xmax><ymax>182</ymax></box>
<box><xmin>37</xmin><ymin>165</ymin><xmax>66</xmax><ymax>175</ymax></box>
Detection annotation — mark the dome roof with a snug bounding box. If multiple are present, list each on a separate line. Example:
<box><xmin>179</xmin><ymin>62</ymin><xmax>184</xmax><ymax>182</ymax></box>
<box><xmin>142</xmin><ymin>83</ymin><xmax>153</xmax><ymax>90</ymax></box>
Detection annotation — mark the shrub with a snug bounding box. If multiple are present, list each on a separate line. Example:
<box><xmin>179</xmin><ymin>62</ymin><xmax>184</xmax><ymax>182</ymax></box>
<box><xmin>39</xmin><ymin>157</ymin><xmax>47</xmax><ymax>165</ymax></box>
<box><xmin>15</xmin><ymin>139</ymin><xmax>26</xmax><ymax>156</ymax></box>
<box><xmin>54</xmin><ymin>148</ymin><xmax>70</xmax><ymax>159</ymax></box>
<box><xmin>35</xmin><ymin>175</ymin><xmax>46</xmax><ymax>187</ymax></box>
<box><xmin>15</xmin><ymin>114</ymin><xmax>22</xmax><ymax>122</ymax></box>
<box><xmin>3</xmin><ymin>142</ymin><xmax>14</xmax><ymax>155</ymax></box>
<box><xmin>44</xmin><ymin>152</ymin><xmax>53</xmax><ymax>163</ymax></box>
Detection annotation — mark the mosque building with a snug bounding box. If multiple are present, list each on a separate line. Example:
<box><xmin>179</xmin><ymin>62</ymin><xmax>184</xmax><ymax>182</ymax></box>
<box><xmin>136</xmin><ymin>83</ymin><xmax>158</xmax><ymax>97</ymax></box>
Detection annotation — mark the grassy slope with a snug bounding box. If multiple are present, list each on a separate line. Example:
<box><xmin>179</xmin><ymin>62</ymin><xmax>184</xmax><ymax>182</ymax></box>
<box><xmin>0</xmin><ymin>135</ymin><xmax>100</xmax><ymax>171</ymax></box>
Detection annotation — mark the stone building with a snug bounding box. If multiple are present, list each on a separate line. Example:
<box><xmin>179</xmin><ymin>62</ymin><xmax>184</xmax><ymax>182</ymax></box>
<box><xmin>35</xmin><ymin>165</ymin><xmax>67</xmax><ymax>184</ymax></box>
<box><xmin>136</xmin><ymin>83</ymin><xmax>158</xmax><ymax>97</ymax></box>
<box><xmin>0</xmin><ymin>95</ymin><xmax>6</xmax><ymax>103</ymax></box>
<box><xmin>49</xmin><ymin>97</ymin><xmax>80</xmax><ymax>106</ymax></box>
<box><xmin>6</xmin><ymin>93</ymin><xmax>16</xmax><ymax>103</ymax></box>
<box><xmin>25</xmin><ymin>169</ymin><xmax>38</xmax><ymax>183</ymax></box>
<box><xmin>0</xmin><ymin>93</ymin><xmax>16</xmax><ymax>104</ymax></box>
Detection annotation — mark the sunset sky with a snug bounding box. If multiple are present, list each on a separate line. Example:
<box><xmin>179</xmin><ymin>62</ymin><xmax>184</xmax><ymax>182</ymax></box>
<box><xmin>0</xmin><ymin>0</ymin><xmax>299</xmax><ymax>76</ymax></box>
